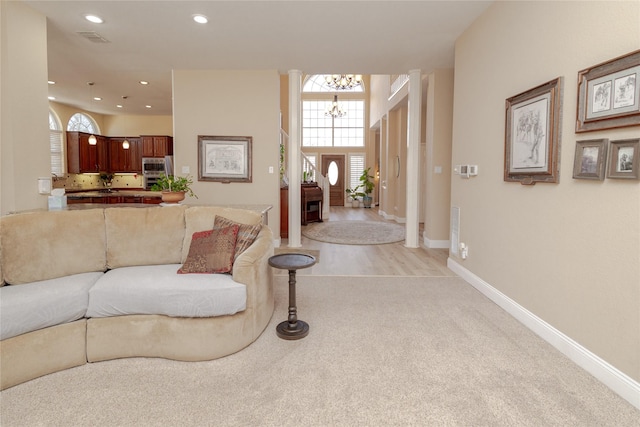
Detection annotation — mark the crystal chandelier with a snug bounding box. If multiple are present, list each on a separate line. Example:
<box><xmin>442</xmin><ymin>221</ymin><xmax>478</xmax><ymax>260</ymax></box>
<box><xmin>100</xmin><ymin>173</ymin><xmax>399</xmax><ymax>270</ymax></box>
<box><xmin>326</xmin><ymin>95</ymin><xmax>346</xmax><ymax>118</ymax></box>
<box><xmin>324</xmin><ymin>74</ymin><xmax>363</xmax><ymax>90</ymax></box>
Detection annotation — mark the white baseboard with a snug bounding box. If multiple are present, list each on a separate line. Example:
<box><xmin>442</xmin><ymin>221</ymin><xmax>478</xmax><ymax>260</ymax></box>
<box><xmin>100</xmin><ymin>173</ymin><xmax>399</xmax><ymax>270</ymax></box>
<box><xmin>378</xmin><ymin>210</ymin><xmax>399</xmax><ymax>222</ymax></box>
<box><xmin>447</xmin><ymin>257</ymin><xmax>640</xmax><ymax>410</ymax></box>
<box><xmin>423</xmin><ymin>235</ymin><xmax>449</xmax><ymax>249</ymax></box>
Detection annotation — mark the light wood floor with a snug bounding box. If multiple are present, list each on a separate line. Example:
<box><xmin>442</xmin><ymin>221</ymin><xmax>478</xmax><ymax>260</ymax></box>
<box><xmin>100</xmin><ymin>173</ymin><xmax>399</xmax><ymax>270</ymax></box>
<box><xmin>279</xmin><ymin>207</ymin><xmax>455</xmax><ymax>277</ymax></box>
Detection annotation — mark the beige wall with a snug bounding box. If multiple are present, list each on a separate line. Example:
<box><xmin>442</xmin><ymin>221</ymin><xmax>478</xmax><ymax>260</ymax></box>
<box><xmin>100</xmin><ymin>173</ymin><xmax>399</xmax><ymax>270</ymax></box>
<box><xmin>50</xmin><ymin>100</ymin><xmax>172</xmax><ymax>140</ymax></box>
<box><xmin>102</xmin><ymin>114</ymin><xmax>172</xmax><ymax>137</ymax></box>
<box><xmin>369</xmin><ymin>75</ymin><xmax>409</xmax><ymax>127</ymax></box>
<box><xmin>50</xmin><ymin>101</ymin><xmax>106</xmax><ymax>136</ymax></box>
<box><xmin>452</xmin><ymin>1</ymin><xmax>639</xmax><ymax>381</ymax></box>
<box><xmin>0</xmin><ymin>1</ymin><xmax>50</xmax><ymax>215</ymax></box>
<box><xmin>370</xmin><ymin>72</ymin><xmax>454</xmax><ymax>241</ymax></box>
<box><xmin>380</xmin><ymin>110</ymin><xmax>402</xmax><ymax>219</ymax></box>
<box><xmin>172</xmin><ymin>70</ymin><xmax>281</xmax><ymax>231</ymax></box>
<box><xmin>424</xmin><ymin>69</ymin><xmax>454</xmax><ymax>243</ymax></box>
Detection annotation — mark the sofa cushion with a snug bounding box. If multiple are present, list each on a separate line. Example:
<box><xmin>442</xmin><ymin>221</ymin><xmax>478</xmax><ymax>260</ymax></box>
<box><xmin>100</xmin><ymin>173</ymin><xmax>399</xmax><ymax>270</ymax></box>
<box><xmin>181</xmin><ymin>206</ymin><xmax>263</xmax><ymax>263</ymax></box>
<box><xmin>0</xmin><ymin>210</ymin><xmax>107</xmax><ymax>285</ymax></box>
<box><xmin>86</xmin><ymin>264</ymin><xmax>246</xmax><ymax>318</ymax></box>
<box><xmin>178</xmin><ymin>225</ymin><xmax>239</xmax><ymax>274</ymax></box>
<box><xmin>105</xmin><ymin>206</ymin><xmax>186</xmax><ymax>269</ymax></box>
<box><xmin>0</xmin><ymin>272</ymin><xmax>103</xmax><ymax>340</ymax></box>
<box><xmin>214</xmin><ymin>216</ymin><xmax>262</xmax><ymax>263</ymax></box>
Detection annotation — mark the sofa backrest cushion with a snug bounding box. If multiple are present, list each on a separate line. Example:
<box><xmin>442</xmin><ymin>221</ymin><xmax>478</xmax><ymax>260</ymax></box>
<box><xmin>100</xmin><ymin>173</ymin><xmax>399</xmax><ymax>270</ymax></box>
<box><xmin>214</xmin><ymin>215</ymin><xmax>262</xmax><ymax>263</ymax></box>
<box><xmin>181</xmin><ymin>206</ymin><xmax>262</xmax><ymax>263</ymax></box>
<box><xmin>105</xmin><ymin>206</ymin><xmax>186</xmax><ymax>269</ymax></box>
<box><xmin>0</xmin><ymin>210</ymin><xmax>107</xmax><ymax>285</ymax></box>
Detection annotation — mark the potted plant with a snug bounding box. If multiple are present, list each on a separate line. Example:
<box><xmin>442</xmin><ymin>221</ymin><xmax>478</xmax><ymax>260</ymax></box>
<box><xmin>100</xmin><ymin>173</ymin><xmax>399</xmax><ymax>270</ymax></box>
<box><xmin>345</xmin><ymin>186</ymin><xmax>363</xmax><ymax>208</ymax></box>
<box><xmin>359</xmin><ymin>167</ymin><xmax>375</xmax><ymax>208</ymax></box>
<box><xmin>151</xmin><ymin>174</ymin><xmax>198</xmax><ymax>203</ymax></box>
<box><xmin>99</xmin><ymin>173</ymin><xmax>114</xmax><ymax>190</ymax></box>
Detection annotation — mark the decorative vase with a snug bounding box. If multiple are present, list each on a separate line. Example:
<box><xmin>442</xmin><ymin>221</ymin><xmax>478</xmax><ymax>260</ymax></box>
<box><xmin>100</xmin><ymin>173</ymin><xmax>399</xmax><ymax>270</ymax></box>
<box><xmin>161</xmin><ymin>191</ymin><xmax>186</xmax><ymax>204</ymax></box>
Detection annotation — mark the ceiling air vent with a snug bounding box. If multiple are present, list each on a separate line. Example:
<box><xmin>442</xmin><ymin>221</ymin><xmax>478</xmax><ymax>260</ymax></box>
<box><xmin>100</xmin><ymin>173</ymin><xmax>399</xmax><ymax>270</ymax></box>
<box><xmin>76</xmin><ymin>31</ymin><xmax>110</xmax><ymax>43</ymax></box>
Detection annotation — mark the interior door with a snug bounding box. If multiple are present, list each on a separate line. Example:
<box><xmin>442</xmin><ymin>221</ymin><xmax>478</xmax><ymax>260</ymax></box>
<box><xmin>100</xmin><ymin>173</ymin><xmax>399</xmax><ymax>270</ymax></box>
<box><xmin>321</xmin><ymin>154</ymin><xmax>346</xmax><ymax>206</ymax></box>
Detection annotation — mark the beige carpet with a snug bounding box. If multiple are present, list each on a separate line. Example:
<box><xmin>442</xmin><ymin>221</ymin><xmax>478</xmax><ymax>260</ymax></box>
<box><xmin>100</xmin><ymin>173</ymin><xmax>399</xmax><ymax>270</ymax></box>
<box><xmin>302</xmin><ymin>220</ymin><xmax>405</xmax><ymax>245</ymax></box>
<box><xmin>1</xmin><ymin>276</ymin><xmax>638</xmax><ymax>426</ymax></box>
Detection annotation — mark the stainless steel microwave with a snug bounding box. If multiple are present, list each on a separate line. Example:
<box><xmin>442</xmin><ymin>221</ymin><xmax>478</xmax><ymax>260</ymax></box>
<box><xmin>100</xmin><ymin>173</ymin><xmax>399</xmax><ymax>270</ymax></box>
<box><xmin>142</xmin><ymin>156</ymin><xmax>173</xmax><ymax>189</ymax></box>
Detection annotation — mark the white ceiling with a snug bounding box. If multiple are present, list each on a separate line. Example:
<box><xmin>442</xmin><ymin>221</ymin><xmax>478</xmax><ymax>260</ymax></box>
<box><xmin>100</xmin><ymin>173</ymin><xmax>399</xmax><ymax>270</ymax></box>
<box><xmin>24</xmin><ymin>0</ymin><xmax>492</xmax><ymax>116</ymax></box>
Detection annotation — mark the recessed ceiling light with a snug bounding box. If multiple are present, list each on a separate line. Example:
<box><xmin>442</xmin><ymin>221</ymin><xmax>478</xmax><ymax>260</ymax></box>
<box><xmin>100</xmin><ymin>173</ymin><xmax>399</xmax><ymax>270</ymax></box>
<box><xmin>139</xmin><ymin>80</ymin><xmax>149</xmax><ymax>85</ymax></box>
<box><xmin>145</xmin><ymin>105</ymin><xmax>152</xmax><ymax>109</ymax></box>
<box><xmin>93</xmin><ymin>97</ymin><xmax>102</xmax><ymax>101</ymax></box>
<box><xmin>193</xmin><ymin>14</ymin><xmax>208</xmax><ymax>24</ymax></box>
<box><xmin>48</xmin><ymin>80</ymin><xmax>56</xmax><ymax>85</ymax></box>
<box><xmin>84</xmin><ymin>15</ymin><xmax>103</xmax><ymax>24</ymax></box>
<box><xmin>48</xmin><ymin>96</ymin><xmax>56</xmax><ymax>100</ymax></box>
<box><xmin>116</xmin><ymin>104</ymin><xmax>123</xmax><ymax>108</ymax></box>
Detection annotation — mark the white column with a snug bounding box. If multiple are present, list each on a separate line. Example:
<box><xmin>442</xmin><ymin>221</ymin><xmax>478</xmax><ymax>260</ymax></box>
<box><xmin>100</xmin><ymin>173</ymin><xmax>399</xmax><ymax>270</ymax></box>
<box><xmin>405</xmin><ymin>70</ymin><xmax>422</xmax><ymax>248</ymax></box>
<box><xmin>288</xmin><ymin>70</ymin><xmax>302</xmax><ymax>247</ymax></box>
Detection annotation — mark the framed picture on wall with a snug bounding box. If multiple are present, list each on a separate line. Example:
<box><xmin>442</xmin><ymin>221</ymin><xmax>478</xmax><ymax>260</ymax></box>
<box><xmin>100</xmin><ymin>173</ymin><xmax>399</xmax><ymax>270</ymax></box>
<box><xmin>504</xmin><ymin>77</ymin><xmax>563</xmax><ymax>185</ymax></box>
<box><xmin>606</xmin><ymin>138</ymin><xmax>639</xmax><ymax>180</ymax></box>
<box><xmin>572</xmin><ymin>139</ymin><xmax>608</xmax><ymax>180</ymax></box>
<box><xmin>576</xmin><ymin>50</ymin><xmax>640</xmax><ymax>132</ymax></box>
<box><xmin>197</xmin><ymin>135</ymin><xmax>252</xmax><ymax>183</ymax></box>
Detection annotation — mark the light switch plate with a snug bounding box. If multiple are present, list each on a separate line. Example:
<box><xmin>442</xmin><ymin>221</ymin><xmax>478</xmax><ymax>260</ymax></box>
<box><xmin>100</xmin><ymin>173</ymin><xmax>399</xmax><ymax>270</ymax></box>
<box><xmin>181</xmin><ymin>166</ymin><xmax>190</xmax><ymax>174</ymax></box>
<box><xmin>38</xmin><ymin>177</ymin><xmax>51</xmax><ymax>194</ymax></box>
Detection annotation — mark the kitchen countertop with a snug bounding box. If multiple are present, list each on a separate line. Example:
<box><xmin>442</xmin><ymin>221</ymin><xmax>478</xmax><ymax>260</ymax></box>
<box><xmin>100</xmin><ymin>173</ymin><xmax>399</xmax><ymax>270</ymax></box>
<box><xmin>65</xmin><ymin>189</ymin><xmax>161</xmax><ymax>198</ymax></box>
<box><xmin>9</xmin><ymin>203</ymin><xmax>273</xmax><ymax>224</ymax></box>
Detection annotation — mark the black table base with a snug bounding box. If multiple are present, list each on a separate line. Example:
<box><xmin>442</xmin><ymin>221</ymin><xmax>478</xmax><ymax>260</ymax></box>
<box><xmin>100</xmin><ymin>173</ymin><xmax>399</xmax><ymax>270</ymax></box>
<box><xmin>276</xmin><ymin>319</ymin><xmax>309</xmax><ymax>340</ymax></box>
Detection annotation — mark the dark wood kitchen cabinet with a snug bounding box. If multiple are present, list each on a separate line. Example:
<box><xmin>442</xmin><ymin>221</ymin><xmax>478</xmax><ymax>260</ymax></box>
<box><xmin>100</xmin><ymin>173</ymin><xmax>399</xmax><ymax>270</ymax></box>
<box><xmin>67</xmin><ymin>131</ymin><xmax>108</xmax><ymax>173</ymax></box>
<box><xmin>141</xmin><ymin>136</ymin><xmax>173</xmax><ymax>157</ymax></box>
<box><xmin>121</xmin><ymin>195</ymin><xmax>142</xmax><ymax>204</ymax></box>
<box><xmin>68</xmin><ymin>196</ymin><xmax>103</xmax><ymax>204</ymax></box>
<box><xmin>108</xmin><ymin>137</ymin><xmax>141</xmax><ymax>173</ymax></box>
<box><xmin>142</xmin><ymin>196</ymin><xmax>162</xmax><ymax>204</ymax></box>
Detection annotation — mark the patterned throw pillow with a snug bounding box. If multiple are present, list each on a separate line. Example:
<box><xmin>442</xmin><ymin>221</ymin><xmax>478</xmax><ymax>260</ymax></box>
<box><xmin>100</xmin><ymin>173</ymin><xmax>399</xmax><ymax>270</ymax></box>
<box><xmin>213</xmin><ymin>216</ymin><xmax>262</xmax><ymax>262</ymax></box>
<box><xmin>178</xmin><ymin>225</ymin><xmax>239</xmax><ymax>274</ymax></box>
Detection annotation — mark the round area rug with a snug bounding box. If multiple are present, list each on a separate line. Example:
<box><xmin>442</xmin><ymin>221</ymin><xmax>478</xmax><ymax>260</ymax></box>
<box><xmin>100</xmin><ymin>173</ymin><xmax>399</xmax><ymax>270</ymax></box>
<box><xmin>302</xmin><ymin>220</ymin><xmax>405</xmax><ymax>245</ymax></box>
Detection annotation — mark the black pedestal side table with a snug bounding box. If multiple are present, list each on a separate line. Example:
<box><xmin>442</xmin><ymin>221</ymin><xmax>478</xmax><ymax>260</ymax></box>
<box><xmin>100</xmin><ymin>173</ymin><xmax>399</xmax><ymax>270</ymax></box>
<box><xmin>268</xmin><ymin>253</ymin><xmax>316</xmax><ymax>340</ymax></box>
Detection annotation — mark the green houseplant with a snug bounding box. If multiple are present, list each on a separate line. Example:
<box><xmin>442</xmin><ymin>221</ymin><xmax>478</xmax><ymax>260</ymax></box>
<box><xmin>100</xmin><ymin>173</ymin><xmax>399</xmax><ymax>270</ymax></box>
<box><xmin>345</xmin><ymin>186</ymin><xmax>364</xmax><ymax>208</ymax></box>
<box><xmin>151</xmin><ymin>174</ymin><xmax>198</xmax><ymax>203</ymax></box>
<box><xmin>359</xmin><ymin>167</ymin><xmax>375</xmax><ymax>208</ymax></box>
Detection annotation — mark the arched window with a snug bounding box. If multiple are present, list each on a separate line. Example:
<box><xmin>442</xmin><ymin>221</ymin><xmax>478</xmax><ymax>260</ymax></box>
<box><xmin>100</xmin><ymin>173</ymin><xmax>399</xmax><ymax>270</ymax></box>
<box><xmin>67</xmin><ymin>112</ymin><xmax>99</xmax><ymax>134</ymax></box>
<box><xmin>49</xmin><ymin>109</ymin><xmax>64</xmax><ymax>175</ymax></box>
<box><xmin>303</xmin><ymin>74</ymin><xmax>365</xmax><ymax>93</ymax></box>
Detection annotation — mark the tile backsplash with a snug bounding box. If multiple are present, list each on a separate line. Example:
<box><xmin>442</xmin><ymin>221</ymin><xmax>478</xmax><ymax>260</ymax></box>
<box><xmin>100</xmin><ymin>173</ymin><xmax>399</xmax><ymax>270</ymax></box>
<box><xmin>53</xmin><ymin>173</ymin><xmax>144</xmax><ymax>190</ymax></box>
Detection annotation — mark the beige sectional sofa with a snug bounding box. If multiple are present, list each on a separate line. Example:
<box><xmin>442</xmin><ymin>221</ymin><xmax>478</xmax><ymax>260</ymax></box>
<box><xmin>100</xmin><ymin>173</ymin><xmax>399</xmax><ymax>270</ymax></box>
<box><xmin>0</xmin><ymin>205</ymin><xmax>274</xmax><ymax>390</ymax></box>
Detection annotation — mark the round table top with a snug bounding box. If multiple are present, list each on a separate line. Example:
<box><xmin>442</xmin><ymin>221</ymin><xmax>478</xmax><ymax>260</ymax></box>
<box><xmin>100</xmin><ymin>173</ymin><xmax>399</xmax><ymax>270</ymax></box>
<box><xmin>268</xmin><ymin>253</ymin><xmax>316</xmax><ymax>270</ymax></box>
